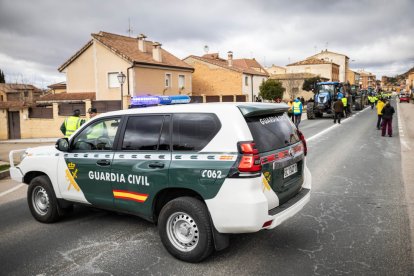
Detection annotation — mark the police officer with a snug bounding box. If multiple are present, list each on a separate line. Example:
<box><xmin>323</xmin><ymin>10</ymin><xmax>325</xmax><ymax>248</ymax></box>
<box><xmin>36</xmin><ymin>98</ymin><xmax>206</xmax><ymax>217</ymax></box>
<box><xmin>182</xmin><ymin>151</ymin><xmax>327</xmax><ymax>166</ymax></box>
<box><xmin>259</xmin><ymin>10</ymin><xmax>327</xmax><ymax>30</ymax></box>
<box><xmin>292</xmin><ymin>97</ymin><xmax>303</xmax><ymax>128</ymax></box>
<box><xmin>88</xmin><ymin>107</ymin><xmax>98</xmax><ymax>119</ymax></box>
<box><xmin>60</xmin><ymin>109</ymin><xmax>84</xmax><ymax>138</ymax></box>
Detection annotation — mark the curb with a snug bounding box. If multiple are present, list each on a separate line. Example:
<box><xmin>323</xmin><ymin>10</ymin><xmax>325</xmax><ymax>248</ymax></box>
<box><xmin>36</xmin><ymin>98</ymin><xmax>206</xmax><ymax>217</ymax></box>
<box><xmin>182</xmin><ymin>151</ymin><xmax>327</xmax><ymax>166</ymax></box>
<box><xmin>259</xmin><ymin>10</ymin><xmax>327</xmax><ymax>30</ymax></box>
<box><xmin>0</xmin><ymin>170</ymin><xmax>10</xmax><ymax>180</ymax></box>
<box><xmin>0</xmin><ymin>138</ymin><xmax>59</xmax><ymax>144</ymax></box>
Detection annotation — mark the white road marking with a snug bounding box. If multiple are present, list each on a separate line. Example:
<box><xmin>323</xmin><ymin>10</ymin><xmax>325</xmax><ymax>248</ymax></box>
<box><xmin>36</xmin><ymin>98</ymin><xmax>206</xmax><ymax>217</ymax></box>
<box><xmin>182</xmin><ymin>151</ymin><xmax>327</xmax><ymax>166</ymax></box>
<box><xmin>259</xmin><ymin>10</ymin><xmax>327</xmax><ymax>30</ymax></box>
<box><xmin>397</xmin><ymin>101</ymin><xmax>411</xmax><ymax>150</ymax></box>
<box><xmin>0</xmin><ymin>183</ymin><xmax>25</xmax><ymax>198</ymax></box>
<box><xmin>307</xmin><ymin>106</ymin><xmax>369</xmax><ymax>142</ymax></box>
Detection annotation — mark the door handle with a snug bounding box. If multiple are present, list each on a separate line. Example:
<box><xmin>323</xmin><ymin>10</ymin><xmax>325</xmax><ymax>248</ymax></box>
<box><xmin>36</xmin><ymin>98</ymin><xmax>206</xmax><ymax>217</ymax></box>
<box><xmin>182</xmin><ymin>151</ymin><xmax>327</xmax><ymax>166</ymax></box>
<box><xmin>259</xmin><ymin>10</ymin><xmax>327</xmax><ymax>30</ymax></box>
<box><xmin>96</xmin><ymin>159</ymin><xmax>111</xmax><ymax>166</ymax></box>
<box><xmin>148</xmin><ymin>162</ymin><xmax>165</xmax><ymax>169</ymax></box>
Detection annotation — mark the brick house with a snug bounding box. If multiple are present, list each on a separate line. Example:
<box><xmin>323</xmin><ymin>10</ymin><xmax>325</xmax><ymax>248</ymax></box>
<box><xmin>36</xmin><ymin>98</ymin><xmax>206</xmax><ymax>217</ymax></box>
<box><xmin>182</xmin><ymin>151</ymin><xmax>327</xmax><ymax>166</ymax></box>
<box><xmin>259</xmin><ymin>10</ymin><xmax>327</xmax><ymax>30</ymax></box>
<box><xmin>58</xmin><ymin>31</ymin><xmax>194</xmax><ymax>109</ymax></box>
<box><xmin>286</xmin><ymin>58</ymin><xmax>340</xmax><ymax>82</ymax></box>
<box><xmin>308</xmin><ymin>50</ymin><xmax>350</xmax><ymax>82</ymax></box>
<box><xmin>183</xmin><ymin>52</ymin><xmax>268</xmax><ymax>102</ymax></box>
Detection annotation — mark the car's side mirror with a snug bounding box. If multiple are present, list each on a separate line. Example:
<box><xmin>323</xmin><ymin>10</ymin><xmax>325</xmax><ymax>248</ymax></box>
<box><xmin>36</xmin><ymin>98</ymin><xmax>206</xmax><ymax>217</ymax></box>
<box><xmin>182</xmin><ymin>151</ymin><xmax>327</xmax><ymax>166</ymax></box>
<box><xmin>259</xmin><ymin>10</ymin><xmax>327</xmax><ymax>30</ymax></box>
<box><xmin>55</xmin><ymin>138</ymin><xmax>69</xmax><ymax>152</ymax></box>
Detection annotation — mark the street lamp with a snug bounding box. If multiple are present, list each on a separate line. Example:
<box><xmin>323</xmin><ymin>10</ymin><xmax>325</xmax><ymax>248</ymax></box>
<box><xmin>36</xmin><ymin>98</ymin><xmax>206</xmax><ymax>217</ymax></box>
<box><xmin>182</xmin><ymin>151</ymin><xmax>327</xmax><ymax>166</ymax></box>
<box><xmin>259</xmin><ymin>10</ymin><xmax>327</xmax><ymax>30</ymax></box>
<box><xmin>117</xmin><ymin>71</ymin><xmax>126</xmax><ymax>109</ymax></box>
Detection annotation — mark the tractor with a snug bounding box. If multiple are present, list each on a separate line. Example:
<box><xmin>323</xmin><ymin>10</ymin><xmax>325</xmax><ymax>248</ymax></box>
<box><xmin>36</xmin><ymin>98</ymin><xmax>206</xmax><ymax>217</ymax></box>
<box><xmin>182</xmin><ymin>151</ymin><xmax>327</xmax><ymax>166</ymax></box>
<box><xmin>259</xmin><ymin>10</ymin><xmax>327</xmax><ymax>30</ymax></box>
<box><xmin>307</xmin><ymin>81</ymin><xmax>343</xmax><ymax>119</ymax></box>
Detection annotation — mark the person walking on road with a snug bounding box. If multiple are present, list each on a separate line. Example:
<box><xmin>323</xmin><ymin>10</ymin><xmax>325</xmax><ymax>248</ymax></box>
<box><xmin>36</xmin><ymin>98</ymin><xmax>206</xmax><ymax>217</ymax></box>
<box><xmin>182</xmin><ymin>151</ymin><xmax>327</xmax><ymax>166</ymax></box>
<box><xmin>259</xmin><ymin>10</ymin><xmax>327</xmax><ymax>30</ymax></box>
<box><xmin>341</xmin><ymin>95</ymin><xmax>348</xmax><ymax>118</ymax></box>
<box><xmin>287</xmin><ymin>99</ymin><xmax>294</xmax><ymax>122</ymax></box>
<box><xmin>376</xmin><ymin>97</ymin><xmax>385</xmax><ymax>130</ymax></box>
<box><xmin>292</xmin><ymin>97</ymin><xmax>303</xmax><ymax>128</ymax></box>
<box><xmin>333</xmin><ymin>97</ymin><xmax>344</xmax><ymax>124</ymax></box>
<box><xmin>60</xmin><ymin>109</ymin><xmax>84</xmax><ymax>138</ymax></box>
<box><xmin>381</xmin><ymin>101</ymin><xmax>395</xmax><ymax>137</ymax></box>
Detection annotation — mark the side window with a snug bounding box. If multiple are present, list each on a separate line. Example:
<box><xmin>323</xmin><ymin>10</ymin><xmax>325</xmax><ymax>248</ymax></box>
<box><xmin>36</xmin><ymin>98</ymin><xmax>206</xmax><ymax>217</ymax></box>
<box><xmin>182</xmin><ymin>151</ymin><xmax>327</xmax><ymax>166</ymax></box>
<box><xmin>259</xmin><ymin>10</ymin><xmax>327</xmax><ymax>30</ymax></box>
<box><xmin>172</xmin><ymin>113</ymin><xmax>221</xmax><ymax>151</ymax></box>
<box><xmin>121</xmin><ymin>115</ymin><xmax>169</xmax><ymax>151</ymax></box>
<box><xmin>72</xmin><ymin>117</ymin><xmax>121</xmax><ymax>151</ymax></box>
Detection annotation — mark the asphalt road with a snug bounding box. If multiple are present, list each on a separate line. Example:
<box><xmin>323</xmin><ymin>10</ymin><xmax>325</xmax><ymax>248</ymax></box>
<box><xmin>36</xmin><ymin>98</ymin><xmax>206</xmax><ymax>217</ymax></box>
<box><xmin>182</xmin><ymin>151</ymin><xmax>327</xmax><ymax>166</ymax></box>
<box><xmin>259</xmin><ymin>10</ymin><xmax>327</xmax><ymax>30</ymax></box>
<box><xmin>0</xmin><ymin>101</ymin><xmax>413</xmax><ymax>275</ymax></box>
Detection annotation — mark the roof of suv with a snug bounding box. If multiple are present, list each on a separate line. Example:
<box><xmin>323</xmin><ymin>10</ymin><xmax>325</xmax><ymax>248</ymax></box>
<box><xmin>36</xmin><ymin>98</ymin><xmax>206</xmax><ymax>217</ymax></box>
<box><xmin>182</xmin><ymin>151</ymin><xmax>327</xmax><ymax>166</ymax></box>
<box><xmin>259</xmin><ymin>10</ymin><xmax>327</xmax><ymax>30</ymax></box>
<box><xmin>102</xmin><ymin>102</ymin><xmax>289</xmax><ymax>117</ymax></box>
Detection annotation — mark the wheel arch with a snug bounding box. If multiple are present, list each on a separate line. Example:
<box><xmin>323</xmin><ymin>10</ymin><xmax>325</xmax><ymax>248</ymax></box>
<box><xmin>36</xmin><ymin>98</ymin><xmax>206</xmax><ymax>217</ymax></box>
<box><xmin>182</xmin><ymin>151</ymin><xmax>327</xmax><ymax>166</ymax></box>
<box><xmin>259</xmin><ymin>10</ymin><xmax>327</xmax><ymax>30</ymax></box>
<box><xmin>23</xmin><ymin>171</ymin><xmax>48</xmax><ymax>185</ymax></box>
<box><xmin>152</xmin><ymin>188</ymin><xmax>204</xmax><ymax>224</ymax></box>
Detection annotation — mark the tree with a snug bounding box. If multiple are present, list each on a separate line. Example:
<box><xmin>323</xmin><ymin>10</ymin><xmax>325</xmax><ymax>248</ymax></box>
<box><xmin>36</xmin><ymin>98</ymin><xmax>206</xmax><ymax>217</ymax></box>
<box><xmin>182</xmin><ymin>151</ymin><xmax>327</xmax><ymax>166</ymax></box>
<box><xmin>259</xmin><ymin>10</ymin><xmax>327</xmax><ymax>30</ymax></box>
<box><xmin>302</xmin><ymin>76</ymin><xmax>324</xmax><ymax>92</ymax></box>
<box><xmin>259</xmin><ymin>79</ymin><xmax>285</xmax><ymax>101</ymax></box>
<box><xmin>0</xmin><ymin>69</ymin><xmax>5</xmax><ymax>83</ymax></box>
<box><xmin>284</xmin><ymin>74</ymin><xmax>302</xmax><ymax>100</ymax></box>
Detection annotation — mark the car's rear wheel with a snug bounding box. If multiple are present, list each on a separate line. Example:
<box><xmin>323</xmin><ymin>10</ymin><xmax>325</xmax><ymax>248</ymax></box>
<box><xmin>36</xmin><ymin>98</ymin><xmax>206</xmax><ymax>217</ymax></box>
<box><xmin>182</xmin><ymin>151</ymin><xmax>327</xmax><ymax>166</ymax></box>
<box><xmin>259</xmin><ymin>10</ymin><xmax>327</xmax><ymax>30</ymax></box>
<box><xmin>27</xmin><ymin>175</ymin><xmax>61</xmax><ymax>223</ymax></box>
<box><xmin>158</xmin><ymin>197</ymin><xmax>214</xmax><ymax>262</ymax></box>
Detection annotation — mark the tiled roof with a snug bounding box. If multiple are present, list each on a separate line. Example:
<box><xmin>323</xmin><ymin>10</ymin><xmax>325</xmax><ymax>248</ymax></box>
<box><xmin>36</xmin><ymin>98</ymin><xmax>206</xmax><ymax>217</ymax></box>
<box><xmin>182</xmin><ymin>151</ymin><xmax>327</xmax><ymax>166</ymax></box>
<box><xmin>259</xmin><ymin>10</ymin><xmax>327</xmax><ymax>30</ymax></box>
<box><xmin>47</xmin><ymin>81</ymin><xmax>66</xmax><ymax>89</ymax></box>
<box><xmin>185</xmin><ymin>55</ymin><xmax>268</xmax><ymax>76</ymax></box>
<box><xmin>59</xmin><ymin>31</ymin><xmax>194</xmax><ymax>72</ymax></box>
<box><xmin>0</xmin><ymin>83</ymin><xmax>41</xmax><ymax>93</ymax></box>
<box><xmin>0</xmin><ymin>101</ymin><xmax>34</xmax><ymax>109</ymax></box>
<box><xmin>37</xmin><ymin>92</ymin><xmax>96</xmax><ymax>102</ymax></box>
<box><xmin>287</xmin><ymin>58</ymin><xmax>339</xmax><ymax>66</ymax></box>
<box><xmin>271</xmin><ymin>73</ymin><xmax>329</xmax><ymax>80</ymax></box>
<box><xmin>310</xmin><ymin>50</ymin><xmax>349</xmax><ymax>59</ymax></box>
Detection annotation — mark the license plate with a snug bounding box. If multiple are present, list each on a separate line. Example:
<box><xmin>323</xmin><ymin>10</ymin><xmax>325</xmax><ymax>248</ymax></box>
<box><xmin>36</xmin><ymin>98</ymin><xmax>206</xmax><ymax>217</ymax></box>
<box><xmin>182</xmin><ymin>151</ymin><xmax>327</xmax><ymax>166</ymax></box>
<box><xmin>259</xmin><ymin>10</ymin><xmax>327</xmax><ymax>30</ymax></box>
<box><xmin>284</xmin><ymin>163</ymin><xmax>298</xmax><ymax>178</ymax></box>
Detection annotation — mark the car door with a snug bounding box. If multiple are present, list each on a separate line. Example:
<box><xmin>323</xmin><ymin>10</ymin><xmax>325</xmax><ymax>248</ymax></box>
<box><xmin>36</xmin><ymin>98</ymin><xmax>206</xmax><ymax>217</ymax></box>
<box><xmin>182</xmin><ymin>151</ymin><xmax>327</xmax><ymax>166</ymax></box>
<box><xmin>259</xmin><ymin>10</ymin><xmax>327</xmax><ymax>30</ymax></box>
<box><xmin>111</xmin><ymin>115</ymin><xmax>171</xmax><ymax>218</ymax></box>
<box><xmin>57</xmin><ymin>116</ymin><xmax>122</xmax><ymax>208</ymax></box>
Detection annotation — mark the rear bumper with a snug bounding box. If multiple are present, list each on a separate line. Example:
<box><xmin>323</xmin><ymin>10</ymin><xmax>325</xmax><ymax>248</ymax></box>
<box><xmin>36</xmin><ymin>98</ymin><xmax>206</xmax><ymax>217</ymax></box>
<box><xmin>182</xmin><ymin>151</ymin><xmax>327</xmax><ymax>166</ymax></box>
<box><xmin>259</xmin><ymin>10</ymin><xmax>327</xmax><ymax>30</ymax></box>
<box><xmin>206</xmin><ymin>160</ymin><xmax>312</xmax><ymax>233</ymax></box>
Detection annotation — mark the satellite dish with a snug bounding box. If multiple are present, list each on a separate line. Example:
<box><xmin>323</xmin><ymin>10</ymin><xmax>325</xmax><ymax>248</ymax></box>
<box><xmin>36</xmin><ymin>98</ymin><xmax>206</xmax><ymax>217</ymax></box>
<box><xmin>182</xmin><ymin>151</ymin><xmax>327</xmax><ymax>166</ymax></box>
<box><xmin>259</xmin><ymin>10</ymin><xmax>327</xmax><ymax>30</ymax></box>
<box><xmin>204</xmin><ymin>45</ymin><xmax>209</xmax><ymax>54</ymax></box>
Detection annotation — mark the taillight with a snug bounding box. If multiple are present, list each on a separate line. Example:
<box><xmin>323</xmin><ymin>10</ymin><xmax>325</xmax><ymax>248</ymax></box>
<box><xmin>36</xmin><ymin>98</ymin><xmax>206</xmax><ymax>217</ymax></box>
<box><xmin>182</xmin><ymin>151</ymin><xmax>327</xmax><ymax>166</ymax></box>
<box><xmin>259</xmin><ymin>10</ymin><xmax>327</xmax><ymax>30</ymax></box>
<box><xmin>237</xmin><ymin>141</ymin><xmax>262</xmax><ymax>173</ymax></box>
<box><xmin>297</xmin><ymin>130</ymin><xmax>307</xmax><ymax>156</ymax></box>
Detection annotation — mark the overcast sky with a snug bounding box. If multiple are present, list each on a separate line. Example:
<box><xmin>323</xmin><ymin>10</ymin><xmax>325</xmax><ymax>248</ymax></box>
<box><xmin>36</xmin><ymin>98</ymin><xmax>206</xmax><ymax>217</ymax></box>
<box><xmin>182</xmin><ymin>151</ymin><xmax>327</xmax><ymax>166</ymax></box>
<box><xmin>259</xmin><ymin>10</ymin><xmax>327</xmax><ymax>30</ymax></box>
<box><xmin>0</xmin><ymin>0</ymin><xmax>413</xmax><ymax>88</ymax></box>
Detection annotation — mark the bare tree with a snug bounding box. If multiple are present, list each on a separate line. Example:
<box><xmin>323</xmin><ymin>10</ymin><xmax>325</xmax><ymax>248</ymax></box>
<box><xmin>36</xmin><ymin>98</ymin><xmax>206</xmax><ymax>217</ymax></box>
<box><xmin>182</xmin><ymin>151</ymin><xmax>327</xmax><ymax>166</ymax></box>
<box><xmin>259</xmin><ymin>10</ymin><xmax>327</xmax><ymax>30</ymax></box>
<box><xmin>284</xmin><ymin>74</ymin><xmax>301</xmax><ymax>100</ymax></box>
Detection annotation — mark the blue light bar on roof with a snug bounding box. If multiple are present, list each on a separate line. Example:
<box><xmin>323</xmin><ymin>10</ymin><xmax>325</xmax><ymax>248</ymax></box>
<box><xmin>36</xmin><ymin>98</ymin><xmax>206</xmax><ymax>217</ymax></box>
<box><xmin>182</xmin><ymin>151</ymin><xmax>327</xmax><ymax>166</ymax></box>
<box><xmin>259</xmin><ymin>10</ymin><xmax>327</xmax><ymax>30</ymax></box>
<box><xmin>130</xmin><ymin>95</ymin><xmax>191</xmax><ymax>107</ymax></box>
<box><xmin>130</xmin><ymin>96</ymin><xmax>160</xmax><ymax>106</ymax></box>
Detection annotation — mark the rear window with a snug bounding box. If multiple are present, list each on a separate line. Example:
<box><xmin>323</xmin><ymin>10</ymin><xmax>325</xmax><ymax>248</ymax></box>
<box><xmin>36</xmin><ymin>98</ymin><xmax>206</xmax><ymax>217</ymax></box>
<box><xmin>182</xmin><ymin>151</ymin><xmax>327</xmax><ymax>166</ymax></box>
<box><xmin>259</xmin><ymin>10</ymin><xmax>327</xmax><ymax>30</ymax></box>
<box><xmin>245</xmin><ymin>113</ymin><xmax>300</xmax><ymax>153</ymax></box>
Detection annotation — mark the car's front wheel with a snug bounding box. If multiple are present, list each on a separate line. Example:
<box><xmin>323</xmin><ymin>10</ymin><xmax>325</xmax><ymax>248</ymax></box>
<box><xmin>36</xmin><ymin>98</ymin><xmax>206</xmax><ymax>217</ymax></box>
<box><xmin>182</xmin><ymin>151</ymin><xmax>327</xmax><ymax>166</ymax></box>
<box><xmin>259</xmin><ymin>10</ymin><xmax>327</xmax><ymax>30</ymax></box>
<box><xmin>158</xmin><ymin>197</ymin><xmax>214</xmax><ymax>262</ymax></box>
<box><xmin>27</xmin><ymin>175</ymin><xmax>61</xmax><ymax>223</ymax></box>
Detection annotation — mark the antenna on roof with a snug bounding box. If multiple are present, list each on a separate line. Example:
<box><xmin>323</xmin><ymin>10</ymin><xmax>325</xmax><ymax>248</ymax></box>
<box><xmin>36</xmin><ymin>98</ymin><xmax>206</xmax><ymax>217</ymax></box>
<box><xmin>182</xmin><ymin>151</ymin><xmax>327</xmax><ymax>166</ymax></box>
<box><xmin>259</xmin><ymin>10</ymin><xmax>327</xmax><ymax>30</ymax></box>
<box><xmin>127</xmin><ymin>17</ymin><xmax>133</xmax><ymax>37</ymax></box>
<box><xmin>203</xmin><ymin>45</ymin><xmax>209</xmax><ymax>54</ymax></box>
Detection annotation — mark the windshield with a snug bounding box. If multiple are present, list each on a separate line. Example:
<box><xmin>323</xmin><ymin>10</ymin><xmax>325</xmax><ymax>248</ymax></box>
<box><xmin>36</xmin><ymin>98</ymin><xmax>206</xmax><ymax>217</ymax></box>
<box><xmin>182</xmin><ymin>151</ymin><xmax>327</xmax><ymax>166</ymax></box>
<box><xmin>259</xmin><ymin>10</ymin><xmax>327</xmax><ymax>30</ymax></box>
<box><xmin>317</xmin><ymin>84</ymin><xmax>335</xmax><ymax>94</ymax></box>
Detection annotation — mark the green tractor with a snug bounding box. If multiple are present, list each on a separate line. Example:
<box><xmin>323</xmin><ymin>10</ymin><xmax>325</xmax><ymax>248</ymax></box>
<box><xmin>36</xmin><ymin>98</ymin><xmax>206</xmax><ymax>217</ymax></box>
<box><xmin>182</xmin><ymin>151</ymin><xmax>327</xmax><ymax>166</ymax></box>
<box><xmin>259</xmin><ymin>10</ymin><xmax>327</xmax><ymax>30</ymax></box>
<box><xmin>350</xmin><ymin>85</ymin><xmax>367</xmax><ymax>111</ymax></box>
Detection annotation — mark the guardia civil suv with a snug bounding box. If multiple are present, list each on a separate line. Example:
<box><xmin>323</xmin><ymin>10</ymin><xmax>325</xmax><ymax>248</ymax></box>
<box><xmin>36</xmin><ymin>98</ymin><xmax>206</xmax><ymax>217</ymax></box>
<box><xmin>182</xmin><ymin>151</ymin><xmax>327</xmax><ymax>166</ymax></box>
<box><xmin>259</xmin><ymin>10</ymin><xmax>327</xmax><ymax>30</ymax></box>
<box><xmin>9</xmin><ymin>102</ymin><xmax>311</xmax><ymax>262</ymax></box>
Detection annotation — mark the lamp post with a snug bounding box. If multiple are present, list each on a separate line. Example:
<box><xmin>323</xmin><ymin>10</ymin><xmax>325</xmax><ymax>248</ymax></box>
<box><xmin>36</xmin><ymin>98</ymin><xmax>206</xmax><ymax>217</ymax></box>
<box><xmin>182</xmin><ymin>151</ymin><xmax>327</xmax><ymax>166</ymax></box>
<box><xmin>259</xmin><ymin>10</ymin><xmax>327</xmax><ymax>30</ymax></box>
<box><xmin>117</xmin><ymin>71</ymin><xmax>126</xmax><ymax>109</ymax></box>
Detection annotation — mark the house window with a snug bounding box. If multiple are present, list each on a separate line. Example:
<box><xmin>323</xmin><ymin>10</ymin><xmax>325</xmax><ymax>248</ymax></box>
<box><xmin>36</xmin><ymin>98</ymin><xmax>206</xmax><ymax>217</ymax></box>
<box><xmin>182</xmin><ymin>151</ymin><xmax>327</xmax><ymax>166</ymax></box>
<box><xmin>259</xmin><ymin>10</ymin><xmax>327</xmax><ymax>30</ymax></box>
<box><xmin>165</xmin><ymin>73</ymin><xmax>172</xmax><ymax>88</ymax></box>
<box><xmin>179</xmin><ymin>75</ymin><xmax>185</xmax><ymax>89</ymax></box>
<box><xmin>108</xmin><ymin>72</ymin><xmax>120</xmax><ymax>88</ymax></box>
<box><xmin>245</xmin><ymin>76</ymin><xmax>249</xmax><ymax>86</ymax></box>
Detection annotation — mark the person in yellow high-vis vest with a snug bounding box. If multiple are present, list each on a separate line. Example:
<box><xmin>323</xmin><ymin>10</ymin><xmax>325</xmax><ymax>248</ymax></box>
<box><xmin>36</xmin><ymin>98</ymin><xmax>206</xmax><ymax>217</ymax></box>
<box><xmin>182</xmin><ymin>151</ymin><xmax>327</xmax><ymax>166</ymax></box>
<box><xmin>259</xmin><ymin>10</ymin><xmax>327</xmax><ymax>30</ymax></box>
<box><xmin>341</xmin><ymin>96</ymin><xmax>348</xmax><ymax>118</ymax></box>
<box><xmin>60</xmin><ymin>109</ymin><xmax>84</xmax><ymax>138</ymax></box>
<box><xmin>292</xmin><ymin>97</ymin><xmax>303</xmax><ymax>128</ymax></box>
<box><xmin>376</xmin><ymin>97</ymin><xmax>385</xmax><ymax>130</ymax></box>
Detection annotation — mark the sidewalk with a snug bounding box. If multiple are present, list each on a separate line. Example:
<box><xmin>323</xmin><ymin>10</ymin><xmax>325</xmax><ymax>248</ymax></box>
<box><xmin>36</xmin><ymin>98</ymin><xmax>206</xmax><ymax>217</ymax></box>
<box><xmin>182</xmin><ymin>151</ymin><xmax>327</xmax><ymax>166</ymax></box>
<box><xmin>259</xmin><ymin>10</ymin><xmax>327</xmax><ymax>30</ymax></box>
<box><xmin>0</xmin><ymin>138</ymin><xmax>59</xmax><ymax>144</ymax></box>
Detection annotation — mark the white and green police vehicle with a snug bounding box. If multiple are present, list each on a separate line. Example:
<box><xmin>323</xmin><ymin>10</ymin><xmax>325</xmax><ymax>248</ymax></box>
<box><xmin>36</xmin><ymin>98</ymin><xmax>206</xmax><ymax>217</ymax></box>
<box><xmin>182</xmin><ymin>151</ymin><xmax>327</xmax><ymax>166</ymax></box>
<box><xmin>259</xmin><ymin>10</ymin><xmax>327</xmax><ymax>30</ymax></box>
<box><xmin>9</xmin><ymin>100</ymin><xmax>311</xmax><ymax>262</ymax></box>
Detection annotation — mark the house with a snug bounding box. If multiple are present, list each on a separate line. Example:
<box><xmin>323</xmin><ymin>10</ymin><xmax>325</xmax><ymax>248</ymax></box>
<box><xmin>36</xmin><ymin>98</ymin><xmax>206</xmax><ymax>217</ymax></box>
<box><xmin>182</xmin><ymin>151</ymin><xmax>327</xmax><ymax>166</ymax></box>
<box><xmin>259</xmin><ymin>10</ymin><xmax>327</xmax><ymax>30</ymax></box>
<box><xmin>358</xmin><ymin>70</ymin><xmax>376</xmax><ymax>89</ymax></box>
<box><xmin>271</xmin><ymin>73</ymin><xmax>329</xmax><ymax>101</ymax></box>
<box><xmin>58</xmin><ymin>31</ymin><xmax>194</xmax><ymax>109</ymax></box>
<box><xmin>47</xmin><ymin>81</ymin><xmax>67</xmax><ymax>94</ymax></box>
<box><xmin>0</xmin><ymin>83</ymin><xmax>45</xmax><ymax>139</ymax></box>
<box><xmin>308</xmin><ymin>49</ymin><xmax>350</xmax><ymax>82</ymax></box>
<box><xmin>286</xmin><ymin>58</ymin><xmax>340</xmax><ymax>82</ymax></box>
<box><xmin>346</xmin><ymin>69</ymin><xmax>360</xmax><ymax>86</ymax></box>
<box><xmin>183</xmin><ymin>52</ymin><xmax>268</xmax><ymax>102</ymax></box>
<box><xmin>265</xmin><ymin>64</ymin><xmax>286</xmax><ymax>75</ymax></box>
<box><xmin>0</xmin><ymin>83</ymin><xmax>43</xmax><ymax>103</ymax></box>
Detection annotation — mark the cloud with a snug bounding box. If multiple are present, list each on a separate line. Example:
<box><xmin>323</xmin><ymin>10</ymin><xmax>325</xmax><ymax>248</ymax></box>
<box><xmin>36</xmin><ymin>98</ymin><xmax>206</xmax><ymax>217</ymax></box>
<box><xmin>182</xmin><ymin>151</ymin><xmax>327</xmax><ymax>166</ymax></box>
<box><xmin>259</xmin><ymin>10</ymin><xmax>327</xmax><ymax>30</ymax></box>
<box><xmin>0</xmin><ymin>0</ymin><xmax>413</xmax><ymax>88</ymax></box>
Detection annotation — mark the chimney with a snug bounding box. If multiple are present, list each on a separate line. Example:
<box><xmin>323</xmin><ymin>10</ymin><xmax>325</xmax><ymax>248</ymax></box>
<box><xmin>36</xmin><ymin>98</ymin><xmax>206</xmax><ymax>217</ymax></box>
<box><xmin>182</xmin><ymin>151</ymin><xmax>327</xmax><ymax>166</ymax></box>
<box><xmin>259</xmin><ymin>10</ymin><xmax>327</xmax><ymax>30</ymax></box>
<box><xmin>152</xmin><ymin>42</ymin><xmax>162</xmax><ymax>62</ymax></box>
<box><xmin>137</xmin><ymin>34</ymin><xmax>147</xmax><ymax>52</ymax></box>
<box><xmin>227</xmin><ymin>51</ymin><xmax>233</xmax><ymax>67</ymax></box>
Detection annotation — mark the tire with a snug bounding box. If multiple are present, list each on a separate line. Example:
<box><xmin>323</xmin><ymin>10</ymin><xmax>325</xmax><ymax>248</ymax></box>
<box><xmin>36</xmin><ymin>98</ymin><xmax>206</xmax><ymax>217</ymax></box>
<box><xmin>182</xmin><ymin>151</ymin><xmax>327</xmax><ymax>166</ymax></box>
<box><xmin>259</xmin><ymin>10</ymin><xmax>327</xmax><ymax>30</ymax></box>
<box><xmin>158</xmin><ymin>197</ymin><xmax>214</xmax><ymax>263</ymax></box>
<box><xmin>354</xmin><ymin>102</ymin><xmax>361</xmax><ymax>111</ymax></box>
<box><xmin>306</xmin><ymin>103</ymin><xmax>315</xmax><ymax>119</ymax></box>
<box><xmin>27</xmin><ymin>175</ymin><xmax>62</xmax><ymax>223</ymax></box>
<box><xmin>315</xmin><ymin>112</ymin><xmax>323</xmax><ymax>118</ymax></box>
